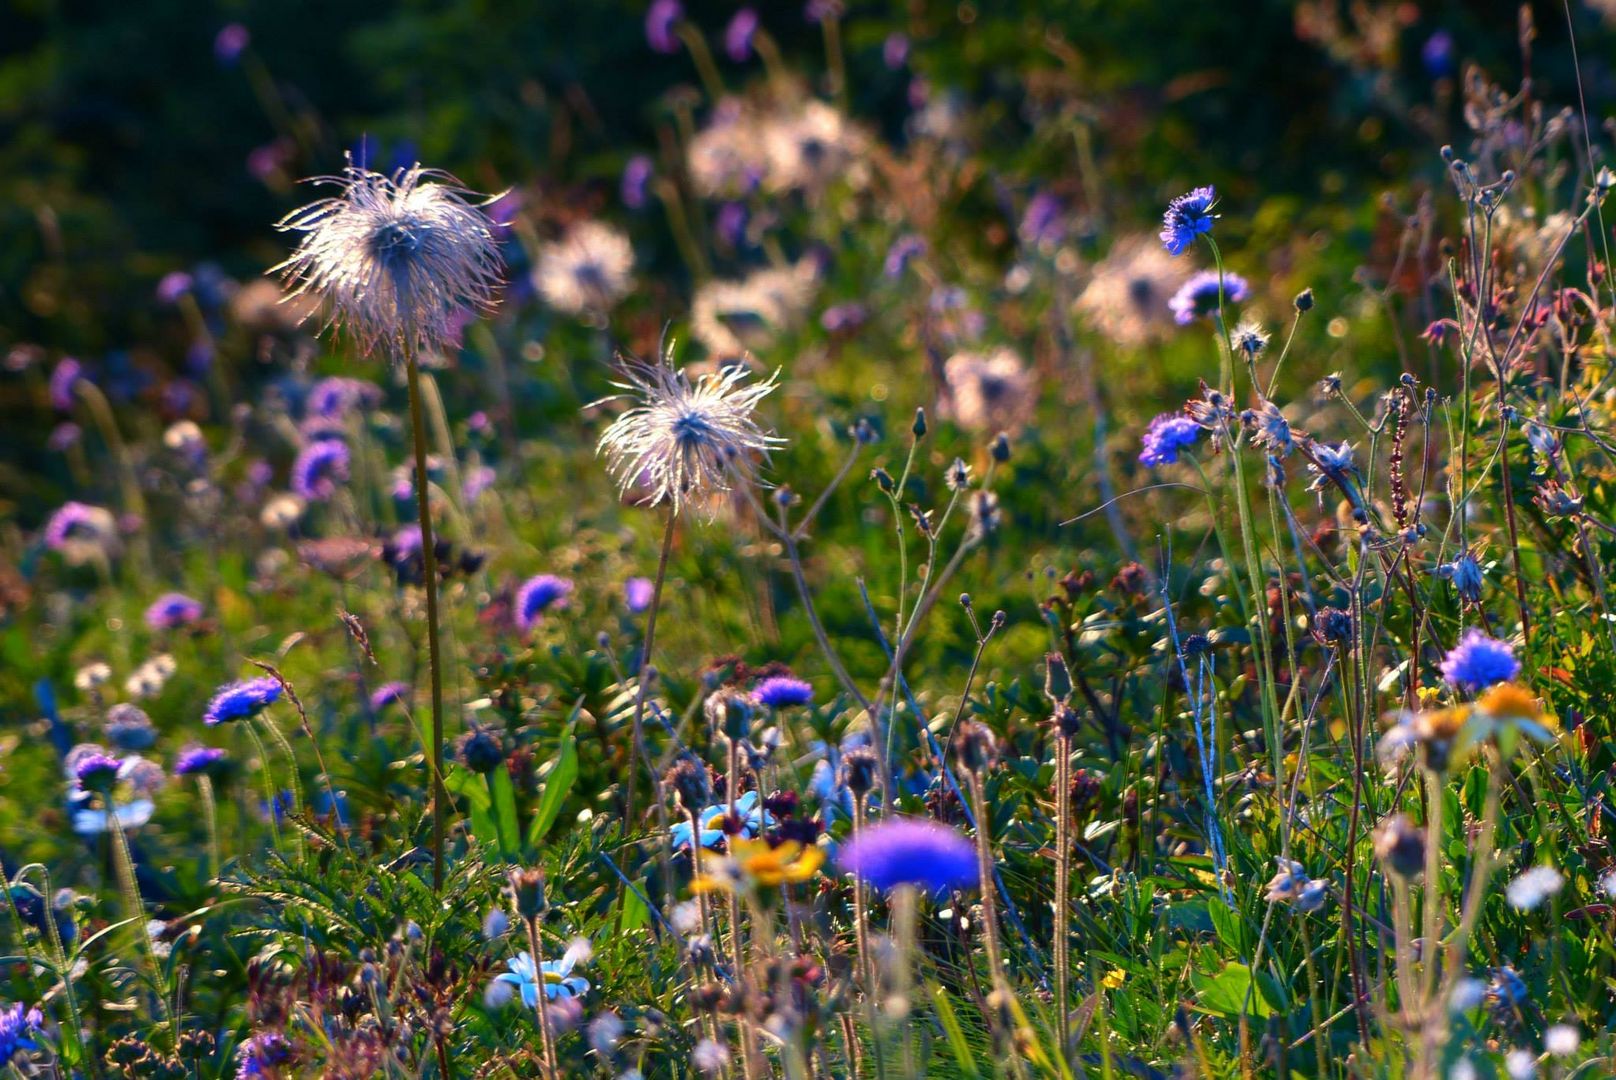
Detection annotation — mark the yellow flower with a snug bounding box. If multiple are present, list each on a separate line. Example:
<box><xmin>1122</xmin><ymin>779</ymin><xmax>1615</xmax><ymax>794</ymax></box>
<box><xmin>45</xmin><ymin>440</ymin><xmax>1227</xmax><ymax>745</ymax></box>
<box><xmin>1101</xmin><ymin>969</ymin><xmax>1126</xmax><ymax>990</ymax></box>
<box><xmin>1475</xmin><ymin>682</ymin><xmax>1543</xmax><ymax>724</ymax></box>
<box><xmin>691</xmin><ymin>838</ymin><xmax>824</xmax><ymax>894</ymax></box>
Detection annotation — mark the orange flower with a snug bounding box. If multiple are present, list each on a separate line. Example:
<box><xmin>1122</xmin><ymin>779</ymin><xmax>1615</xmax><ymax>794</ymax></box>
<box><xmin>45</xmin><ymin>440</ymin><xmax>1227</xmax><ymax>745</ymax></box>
<box><xmin>691</xmin><ymin>838</ymin><xmax>824</xmax><ymax>894</ymax></box>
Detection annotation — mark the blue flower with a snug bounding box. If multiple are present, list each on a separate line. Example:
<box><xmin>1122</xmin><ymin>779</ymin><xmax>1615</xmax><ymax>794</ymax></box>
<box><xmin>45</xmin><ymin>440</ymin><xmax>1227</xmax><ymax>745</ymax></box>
<box><xmin>1138</xmin><ymin>413</ymin><xmax>1201</xmax><ymax>467</ymax></box>
<box><xmin>670</xmin><ymin>790</ymin><xmax>770</xmax><ymax>851</ymax></box>
<box><xmin>1160</xmin><ymin>186</ymin><xmax>1218</xmax><ymax>255</ymax></box>
<box><xmin>1169</xmin><ymin>270</ymin><xmax>1250</xmax><ymax>324</ymax></box>
<box><xmin>884</xmin><ymin>235</ymin><xmax>927</xmax><ymax>279</ymax></box>
<box><xmin>369</xmin><ymin>681</ymin><xmax>412</xmax><ymax>713</ymax></box>
<box><xmin>753</xmin><ymin>676</ymin><xmax>814</xmax><ymax>709</ymax></box>
<box><xmin>72</xmin><ymin>752</ymin><xmax>123</xmax><ymax>793</ymax></box>
<box><xmin>494</xmin><ymin>943</ymin><xmax>590</xmax><ymax>1007</ymax></box>
<box><xmin>0</xmin><ymin>1002</ymin><xmax>43</xmax><ymax>1063</ymax></box>
<box><xmin>1440</xmin><ymin>630</ymin><xmax>1520</xmax><ymax>693</ymax></box>
<box><xmin>144</xmin><ymin>592</ymin><xmax>203</xmax><ymax>631</ymax></box>
<box><xmin>235</xmin><ymin>1031</ymin><xmax>292</xmax><ymax>1078</ymax></box>
<box><xmin>175</xmin><ymin>745</ymin><xmax>227</xmax><ymax>776</ymax></box>
<box><xmin>290</xmin><ymin>439</ymin><xmax>350</xmax><ymax>502</ymax></box>
<box><xmin>837</xmin><ymin>817</ymin><xmax>978</xmax><ymax>894</ymax></box>
<box><xmin>515</xmin><ymin>574</ymin><xmax>573</xmax><ymax>632</ymax></box>
<box><xmin>204</xmin><ymin>677</ymin><xmax>282</xmax><ymax>726</ymax></box>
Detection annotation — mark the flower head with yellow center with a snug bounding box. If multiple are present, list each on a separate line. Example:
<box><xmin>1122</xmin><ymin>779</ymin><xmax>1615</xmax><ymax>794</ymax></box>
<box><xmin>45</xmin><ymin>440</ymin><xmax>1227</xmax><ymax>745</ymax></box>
<box><xmin>691</xmin><ymin>837</ymin><xmax>824</xmax><ymax>894</ymax></box>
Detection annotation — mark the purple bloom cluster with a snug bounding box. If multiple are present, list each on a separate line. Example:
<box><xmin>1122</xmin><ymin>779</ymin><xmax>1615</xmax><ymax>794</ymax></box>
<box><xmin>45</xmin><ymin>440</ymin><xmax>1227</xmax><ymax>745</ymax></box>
<box><xmin>235</xmin><ymin>1031</ymin><xmax>292</xmax><ymax>1078</ymax></box>
<box><xmin>621</xmin><ymin>155</ymin><xmax>653</xmax><ymax>210</ymax></box>
<box><xmin>49</xmin><ymin>358</ymin><xmax>83</xmax><ymax>411</ymax></box>
<box><xmin>145</xmin><ymin>592</ymin><xmax>203</xmax><ymax>631</ymax></box>
<box><xmin>43</xmin><ymin>501</ymin><xmax>108</xmax><ymax>551</ymax></box>
<box><xmin>0</xmin><ymin>1002</ymin><xmax>43</xmax><ymax>1063</ymax></box>
<box><xmin>204</xmin><ymin>677</ymin><xmax>282</xmax><ymax>725</ymax></box>
<box><xmin>1169</xmin><ymin>270</ymin><xmax>1250</xmax><ymax>324</ymax></box>
<box><xmin>72</xmin><ymin>752</ymin><xmax>123</xmax><ymax>793</ymax></box>
<box><xmin>725</xmin><ymin>8</ymin><xmax>759</xmax><ymax>62</ymax></box>
<box><xmin>645</xmin><ymin>0</ymin><xmax>681</xmax><ymax>53</ymax></box>
<box><xmin>624</xmin><ymin>576</ymin><xmax>655</xmax><ymax>613</ymax></box>
<box><xmin>1138</xmin><ymin>413</ymin><xmax>1201</xmax><ymax>467</ymax></box>
<box><xmin>369</xmin><ymin>681</ymin><xmax>412</xmax><ymax>712</ymax></box>
<box><xmin>1160</xmin><ymin>186</ymin><xmax>1217</xmax><ymax>255</ymax></box>
<box><xmin>838</xmin><ymin>818</ymin><xmax>978</xmax><ymax>894</ymax></box>
<box><xmin>214</xmin><ymin>23</ymin><xmax>250</xmax><ymax>65</ymax></box>
<box><xmin>885</xmin><ymin>234</ymin><xmax>928</xmax><ymax>279</ymax></box>
<box><xmin>306</xmin><ymin>376</ymin><xmax>380</xmax><ymax>420</ymax></box>
<box><xmin>175</xmin><ymin>745</ymin><xmax>227</xmax><ymax>776</ymax></box>
<box><xmin>754</xmin><ymin>675</ymin><xmax>814</xmax><ymax>709</ymax></box>
<box><xmin>515</xmin><ymin>574</ymin><xmax>573</xmax><ymax>632</ymax></box>
<box><xmin>290</xmin><ymin>439</ymin><xmax>351</xmax><ymax>501</ymax></box>
<box><xmin>1440</xmin><ymin>630</ymin><xmax>1520</xmax><ymax>693</ymax></box>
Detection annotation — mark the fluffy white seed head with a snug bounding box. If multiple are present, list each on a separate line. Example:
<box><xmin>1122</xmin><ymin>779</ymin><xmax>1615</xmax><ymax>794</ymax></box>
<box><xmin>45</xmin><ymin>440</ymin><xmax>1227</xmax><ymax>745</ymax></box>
<box><xmin>595</xmin><ymin>353</ymin><xmax>783</xmax><ymax>517</ymax></box>
<box><xmin>274</xmin><ymin>160</ymin><xmax>503</xmax><ymax>357</ymax></box>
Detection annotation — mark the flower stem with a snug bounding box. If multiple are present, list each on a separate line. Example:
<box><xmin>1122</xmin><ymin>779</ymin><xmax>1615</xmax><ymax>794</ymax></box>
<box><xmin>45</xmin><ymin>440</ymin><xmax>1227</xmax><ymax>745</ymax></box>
<box><xmin>405</xmin><ymin>350</ymin><xmax>450</xmax><ymax>892</ymax></box>
<box><xmin>523</xmin><ymin>915</ymin><xmax>558</xmax><ymax>1077</ymax></box>
<box><xmin>623</xmin><ymin>508</ymin><xmax>677</xmax><ymax>839</ymax></box>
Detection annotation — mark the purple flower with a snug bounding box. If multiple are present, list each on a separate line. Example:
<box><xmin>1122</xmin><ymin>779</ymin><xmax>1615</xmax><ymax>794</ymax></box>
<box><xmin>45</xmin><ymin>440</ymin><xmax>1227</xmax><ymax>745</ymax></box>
<box><xmin>1160</xmin><ymin>186</ymin><xmax>1217</xmax><ymax>256</ymax></box>
<box><xmin>306</xmin><ymin>376</ymin><xmax>380</xmax><ymax>420</ymax></box>
<box><xmin>1169</xmin><ymin>270</ymin><xmax>1250</xmax><ymax>325</ymax></box>
<box><xmin>883</xmin><ymin>32</ymin><xmax>909</xmax><ymax>70</ymax></box>
<box><xmin>235</xmin><ymin>1031</ymin><xmax>292</xmax><ymax>1077</ymax></box>
<box><xmin>1139</xmin><ymin>413</ymin><xmax>1201</xmax><ymax>467</ymax></box>
<box><xmin>838</xmin><ymin>818</ymin><xmax>978</xmax><ymax>893</ymax></box>
<box><xmin>290</xmin><ymin>439</ymin><xmax>351</xmax><ymax>501</ymax></box>
<box><xmin>156</xmin><ymin>271</ymin><xmax>193</xmax><ymax>305</ymax></box>
<box><xmin>0</xmin><ymin>1002</ymin><xmax>43</xmax><ymax>1062</ymax></box>
<box><xmin>484</xmin><ymin>188</ymin><xmax>523</xmax><ymax>241</ymax></box>
<box><xmin>725</xmin><ymin>8</ymin><xmax>760</xmax><ymax>62</ymax></box>
<box><xmin>646</xmin><ymin>0</ymin><xmax>682</xmax><ymax>53</ymax></box>
<box><xmin>624</xmin><ymin>577</ymin><xmax>655</xmax><ymax>613</ymax></box>
<box><xmin>47</xmin><ymin>422</ymin><xmax>81</xmax><ymax>452</ymax></box>
<box><xmin>49</xmin><ymin>358</ymin><xmax>83</xmax><ymax>411</ymax></box>
<box><xmin>516</xmin><ymin>574</ymin><xmax>573</xmax><ymax>632</ymax></box>
<box><xmin>621</xmin><ymin>155</ymin><xmax>653</xmax><ymax>210</ymax></box>
<box><xmin>820</xmin><ymin>302</ymin><xmax>867</xmax><ymax>333</ymax></box>
<box><xmin>204</xmin><ymin>677</ymin><xmax>282</xmax><ymax>726</ymax></box>
<box><xmin>175</xmin><ymin>745</ymin><xmax>227</xmax><ymax>776</ymax></box>
<box><xmin>715</xmin><ymin>202</ymin><xmax>748</xmax><ymax>249</ymax></box>
<box><xmin>145</xmin><ymin>592</ymin><xmax>203</xmax><ymax>631</ymax></box>
<box><xmin>43</xmin><ymin>502</ymin><xmax>113</xmax><ymax>552</ymax></box>
<box><xmin>754</xmin><ymin>676</ymin><xmax>813</xmax><ymax>708</ymax></box>
<box><xmin>1019</xmin><ymin>192</ymin><xmax>1065</xmax><ymax>250</ymax></box>
<box><xmin>1440</xmin><ymin>630</ymin><xmax>1520</xmax><ymax>693</ymax></box>
<box><xmin>369</xmin><ymin>681</ymin><xmax>412</xmax><ymax>712</ymax></box>
<box><xmin>885</xmin><ymin>234</ymin><xmax>927</xmax><ymax>279</ymax></box>
<box><xmin>214</xmin><ymin>23</ymin><xmax>250</xmax><ymax>65</ymax></box>
<box><xmin>1422</xmin><ymin>30</ymin><xmax>1456</xmax><ymax>80</ymax></box>
<box><xmin>73</xmin><ymin>752</ymin><xmax>123</xmax><ymax>793</ymax></box>
<box><xmin>463</xmin><ymin>465</ymin><xmax>497</xmax><ymax>502</ymax></box>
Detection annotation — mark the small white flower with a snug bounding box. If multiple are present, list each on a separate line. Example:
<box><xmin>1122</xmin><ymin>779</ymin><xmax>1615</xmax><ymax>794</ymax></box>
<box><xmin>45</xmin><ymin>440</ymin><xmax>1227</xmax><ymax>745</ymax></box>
<box><xmin>1504</xmin><ymin>1048</ymin><xmax>1537</xmax><ymax>1080</ymax></box>
<box><xmin>73</xmin><ymin>662</ymin><xmax>113</xmax><ymax>692</ymax></box>
<box><xmin>535</xmin><ymin>221</ymin><xmax>634</xmax><ymax>317</ymax></box>
<box><xmin>1505</xmin><ymin>865</ymin><xmax>1564</xmax><ymax>911</ymax></box>
<box><xmin>1543</xmin><ymin>1024</ymin><xmax>1579</xmax><ymax>1057</ymax></box>
<box><xmin>1448</xmin><ymin>977</ymin><xmax>1486</xmax><ymax>1013</ymax></box>
<box><xmin>1449</xmin><ymin>1059</ymin><xmax>1477</xmax><ymax>1080</ymax></box>
<box><xmin>693</xmin><ymin>1039</ymin><xmax>730</xmax><ymax>1075</ymax></box>
<box><xmin>672</xmin><ymin>900</ymin><xmax>702</xmax><ymax>935</ymax></box>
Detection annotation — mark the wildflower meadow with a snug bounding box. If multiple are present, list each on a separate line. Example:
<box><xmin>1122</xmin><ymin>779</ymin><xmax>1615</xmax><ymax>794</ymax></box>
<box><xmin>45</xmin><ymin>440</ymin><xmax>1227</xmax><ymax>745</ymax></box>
<box><xmin>7</xmin><ymin>1</ymin><xmax>1616</xmax><ymax>1076</ymax></box>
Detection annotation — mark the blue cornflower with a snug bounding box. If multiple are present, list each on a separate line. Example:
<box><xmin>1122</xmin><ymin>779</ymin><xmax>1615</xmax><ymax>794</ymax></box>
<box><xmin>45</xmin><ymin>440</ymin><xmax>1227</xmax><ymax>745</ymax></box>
<box><xmin>0</xmin><ymin>1002</ymin><xmax>43</xmax><ymax>1063</ymax></box>
<box><xmin>1169</xmin><ymin>270</ymin><xmax>1250</xmax><ymax>324</ymax></box>
<box><xmin>369</xmin><ymin>680</ymin><xmax>412</xmax><ymax>713</ymax></box>
<box><xmin>1160</xmin><ymin>186</ymin><xmax>1218</xmax><ymax>255</ymax></box>
<box><xmin>494</xmin><ymin>942</ymin><xmax>591</xmax><ymax>1006</ymax></box>
<box><xmin>290</xmin><ymin>439</ymin><xmax>350</xmax><ymax>502</ymax></box>
<box><xmin>837</xmin><ymin>817</ymin><xmax>978</xmax><ymax>894</ymax></box>
<box><xmin>1138</xmin><ymin>413</ymin><xmax>1201</xmax><ymax>467</ymax></box>
<box><xmin>515</xmin><ymin>574</ymin><xmax>573</xmax><ymax>632</ymax></box>
<box><xmin>174</xmin><ymin>745</ymin><xmax>227</xmax><ymax>776</ymax></box>
<box><xmin>1440</xmin><ymin>630</ymin><xmax>1520</xmax><ymax>693</ymax></box>
<box><xmin>204</xmin><ymin>677</ymin><xmax>282</xmax><ymax>726</ymax></box>
<box><xmin>753</xmin><ymin>676</ymin><xmax>814</xmax><ymax>709</ymax></box>
<box><xmin>670</xmin><ymin>790</ymin><xmax>770</xmax><ymax>851</ymax></box>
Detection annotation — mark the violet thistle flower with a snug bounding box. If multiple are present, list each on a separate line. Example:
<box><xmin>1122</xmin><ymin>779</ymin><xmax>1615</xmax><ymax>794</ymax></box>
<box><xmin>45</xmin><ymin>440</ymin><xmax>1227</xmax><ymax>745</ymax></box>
<box><xmin>1160</xmin><ymin>185</ymin><xmax>1217</xmax><ymax>255</ymax></box>
<box><xmin>514</xmin><ymin>574</ymin><xmax>573</xmax><ymax>632</ymax></box>
<box><xmin>369</xmin><ymin>681</ymin><xmax>412</xmax><ymax>713</ymax></box>
<box><xmin>621</xmin><ymin>155</ymin><xmax>653</xmax><ymax>210</ymax></box>
<box><xmin>174</xmin><ymin>745</ymin><xmax>227</xmax><ymax>777</ymax></box>
<box><xmin>203</xmin><ymin>677</ymin><xmax>282</xmax><ymax>726</ymax></box>
<box><xmin>1440</xmin><ymin>630</ymin><xmax>1520</xmax><ymax>693</ymax></box>
<box><xmin>273</xmin><ymin>160</ymin><xmax>503</xmax><ymax>357</ymax></box>
<box><xmin>645</xmin><ymin>0</ymin><xmax>682</xmax><ymax>52</ymax></box>
<box><xmin>72</xmin><ymin>752</ymin><xmax>123</xmax><ymax>795</ymax></box>
<box><xmin>724</xmin><ymin>8</ymin><xmax>759</xmax><ymax>62</ymax></box>
<box><xmin>595</xmin><ymin>354</ymin><xmax>783</xmax><ymax>516</ymax></box>
<box><xmin>143</xmin><ymin>592</ymin><xmax>203</xmax><ymax>631</ymax></box>
<box><xmin>837</xmin><ymin>818</ymin><xmax>976</xmax><ymax>894</ymax></box>
<box><xmin>44</xmin><ymin>502</ymin><xmax>118</xmax><ymax>557</ymax></box>
<box><xmin>49</xmin><ymin>357</ymin><xmax>83</xmax><ymax>411</ymax></box>
<box><xmin>1138</xmin><ymin>413</ymin><xmax>1201</xmax><ymax>467</ymax></box>
<box><xmin>624</xmin><ymin>576</ymin><xmax>655</xmax><ymax>612</ymax></box>
<box><xmin>1169</xmin><ymin>269</ymin><xmax>1250</xmax><ymax>324</ymax></box>
<box><xmin>752</xmin><ymin>675</ymin><xmax>813</xmax><ymax>709</ymax></box>
<box><xmin>292</xmin><ymin>439</ymin><xmax>352</xmax><ymax>501</ymax></box>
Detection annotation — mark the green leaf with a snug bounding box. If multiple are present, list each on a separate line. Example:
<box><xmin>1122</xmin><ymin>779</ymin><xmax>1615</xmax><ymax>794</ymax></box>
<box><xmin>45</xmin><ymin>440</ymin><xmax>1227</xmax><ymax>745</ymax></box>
<box><xmin>528</xmin><ymin>722</ymin><xmax>578</xmax><ymax>846</ymax></box>
<box><xmin>928</xmin><ymin>982</ymin><xmax>981</xmax><ymax>1078</ymax></box>
<box><xmin>1191</xmin><ymin>962</ymin><xmax>1280</xmax><ymax>1018</ymax></box>
<box><xmin>445</xmin><ymin>766</ymin><xmax>496</xmax><ymax>849</ymax></box>
<box><xmin>489</xmin><ymin>766</ymin><xmax>520</xmax><ymax>862</ymax></box>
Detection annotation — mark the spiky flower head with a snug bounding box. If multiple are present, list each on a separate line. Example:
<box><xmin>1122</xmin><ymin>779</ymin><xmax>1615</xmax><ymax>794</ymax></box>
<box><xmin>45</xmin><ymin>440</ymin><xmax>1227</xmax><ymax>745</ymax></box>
<box><xmin>144</xmin><ymin>591</ymin><xmax>203</xmax><ymax>631</ymax></box>
<box><xmin>535</xmin><ymin>220</ymin><xmax>634</xmax><ymax>318</ymax></box>
<box><xmin>514</xmin><ymin>574</ymin><xmax>573</xmax><ymax>632</ymax></box>
<box><xmin>203</xmin><ymin>676</ymin><xmax>282</xmax><ymax>726</ymax></box>
<box><xmin>1160</xmin><ymin>186</ymin><xmax>1217</xmax><ymax>255</ymax></box>
<box><xmin>174</xmin><ymin>744</ymin><xmax>227</xmax><ymax>777</ymax></box>
<box><xmin>1440</xmin><ymin>629</ymin><xmax>1520</xmax><ymax>693</ymax></box>
<box><xmin>274</xmin><ymin>160</ymin><xmax>503</xmax><ymax>357</ymax></box>
<box><xmin>595</xmin><ymin>354</ymin><xmax>783</xmax><ymax>516</ymax></box>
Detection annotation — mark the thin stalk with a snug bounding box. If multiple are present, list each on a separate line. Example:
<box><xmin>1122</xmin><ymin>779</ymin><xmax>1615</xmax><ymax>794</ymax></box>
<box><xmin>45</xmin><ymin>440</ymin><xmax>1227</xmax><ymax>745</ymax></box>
<box><xmin>198</xmin><ymin>774</ymin><xmax>221</xmax><ymax>880</ymax></box>
<box><xmin>405</xmin><ymin>351</ymin><xmax>450</xmax><ymax>891</ymax></box>
<box><xmin>849</xmin><ymin>799</ymin><xmax>889</xmax><ymax>1080</ymax></box>
<box><xmin>623</xmin><ymin>509</ymin><xmax>677</xmax><ymax>838</ymax></box>
<box><xmin>1053</xmin><ymin>730</ymin><xmax>1072</xmax><ymax>1067</ymax></box>
<box><xmin>523</xmin><ymin>915</ymin><xmax>559</xmax><ymax>1077</ymax></box>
